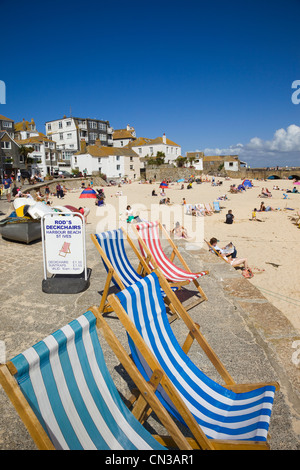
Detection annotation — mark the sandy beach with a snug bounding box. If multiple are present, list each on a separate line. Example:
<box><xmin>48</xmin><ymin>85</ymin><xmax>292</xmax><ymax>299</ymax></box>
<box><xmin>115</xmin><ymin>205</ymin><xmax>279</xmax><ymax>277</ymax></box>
<box><xmin>46</xmin><ymin>176</ymin><xmax>300</xmax><ymax>334</ymax></box>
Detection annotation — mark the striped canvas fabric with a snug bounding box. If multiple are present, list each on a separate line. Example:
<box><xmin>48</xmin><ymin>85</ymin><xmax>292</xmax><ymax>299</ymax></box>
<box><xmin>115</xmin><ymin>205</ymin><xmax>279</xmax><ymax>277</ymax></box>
<box><xmin>95</xmin><ymin>229</ymin><xmax>143</xmax><ymax>289</ymax></box>
<box><xmin>135</xmin><ymin>221</ymin><xmax>208</xmax><ymax>282</ymax></box>
<box><xmin>10</xmin><ymin>311</ymin><xmax>165</xmax><ymax>450</ymax></box>
<box><xmin>116</xmin><ymin>273</ymin><xmax>276</xmax><ymax>442</ymax></box>
<box><xmin>95</xmin><ymin>229</ymin><xmax>176</xmax><ymax>297</ymax></box>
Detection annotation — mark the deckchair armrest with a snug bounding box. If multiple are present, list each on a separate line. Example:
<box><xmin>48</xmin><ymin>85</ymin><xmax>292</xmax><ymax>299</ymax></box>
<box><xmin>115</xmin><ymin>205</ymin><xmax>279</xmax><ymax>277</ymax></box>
<box><xmin>223</xmin><ymin>381</ymin><xmax>280</xmax><ymax>393</ymax></box>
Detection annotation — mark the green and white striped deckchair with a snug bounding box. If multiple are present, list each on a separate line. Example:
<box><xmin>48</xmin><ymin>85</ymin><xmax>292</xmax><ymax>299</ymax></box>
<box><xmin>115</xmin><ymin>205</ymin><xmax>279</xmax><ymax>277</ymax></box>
<box><xmin>0</xmin><ymin>309</ymin><xmax>195</xmax><ymax>450</ymax></box>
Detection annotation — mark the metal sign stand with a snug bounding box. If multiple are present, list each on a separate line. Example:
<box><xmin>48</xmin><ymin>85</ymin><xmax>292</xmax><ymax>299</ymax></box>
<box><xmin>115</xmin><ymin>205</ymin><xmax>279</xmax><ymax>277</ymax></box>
<box><xmin>41</xmin><ymin>212</ymin><xmax>91</xmax><ymax>294</ymax></box>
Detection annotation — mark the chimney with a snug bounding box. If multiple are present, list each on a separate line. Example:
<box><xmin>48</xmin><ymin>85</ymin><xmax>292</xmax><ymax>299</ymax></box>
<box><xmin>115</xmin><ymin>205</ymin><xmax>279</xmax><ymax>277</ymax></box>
<box><xmin>127</xmin><ymin>124</ymin><xmax>130</xmax><ymax>131</ymax></box>
<box><xmin>80</xmin><ymin>139</ymin><xmax>87</xmax><ymax>153</ymax></box>
<box><xmin>162</xmin><ymin>133</ymin><xmax>166</xmax><ymax>144</ymax></box>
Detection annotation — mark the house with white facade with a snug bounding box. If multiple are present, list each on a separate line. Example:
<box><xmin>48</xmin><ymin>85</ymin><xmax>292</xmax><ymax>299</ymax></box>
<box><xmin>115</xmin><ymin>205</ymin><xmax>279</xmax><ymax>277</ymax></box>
<box><xmin>15</xmin><ymin>118</ymin><xmax>58</xmax><ymax>176</ymax></box>
<box><xmin>203</xmin><ymin>155</ymin><xmax>240</xmax><ymax>172</ymax></box>
<box><xmin>45</xmin><ymin>116</ymin><xmax>114</xmax><ymax>169</ymax></box>
<box><xmin>73</xmin><ymin>139</ymin><xmax>141</xmax><ymax>180</ymax></box>
<box><xmin>113</xmin><ymin>124</ymin><xmax>136</xmax><ymax>147</ymax></box>
<box><xmin>185</xmin><ymin>151</ymin><xmax>204</xmax><ymax>171</ymax></box>
<box><xmin>127</xmin><ymin>133</ymin><xmax>181</xmax><ymax>164</ymax></box>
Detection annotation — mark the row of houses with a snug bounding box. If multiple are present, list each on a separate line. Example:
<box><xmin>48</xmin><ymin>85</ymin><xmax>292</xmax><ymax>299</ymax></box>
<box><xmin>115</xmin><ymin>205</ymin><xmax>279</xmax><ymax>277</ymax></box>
<box><xmin>0</xmin><ymin>114</ymin><xmax>242</xmax><ymax>180</ymax></box>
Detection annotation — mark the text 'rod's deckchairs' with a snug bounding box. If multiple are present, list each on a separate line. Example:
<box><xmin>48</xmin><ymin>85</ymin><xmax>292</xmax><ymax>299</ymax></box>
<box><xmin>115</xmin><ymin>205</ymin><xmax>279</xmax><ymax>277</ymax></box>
<box><xmin>107</xmin><ymin>272</ymin><xmax>279</xmax><ymax>450</ymax></box>
<box><xmin>0</xmin><ymin>309</ymin><xmax>199</xmax><ymax>450</ymax></box>
<box><xmin>132</xmin><ymin>220</ymin><xmax>208</xmax><ymax>309</ymax></box>
<box><xmin>91</xmin><ymin>228</ymin><xmax>177</xmax><ymax>318</ymax></box>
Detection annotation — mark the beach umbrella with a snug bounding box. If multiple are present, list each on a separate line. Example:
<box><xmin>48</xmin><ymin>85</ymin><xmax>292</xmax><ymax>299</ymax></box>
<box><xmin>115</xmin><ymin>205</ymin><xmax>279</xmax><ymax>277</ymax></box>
<box><xmin>160</xmin><ymin>182</ymin><xmax>168</xmax><ymax>188</ymax></box>
<box><xmin>79</xmin><ymin>188</ymin><xmax>97</xmax><ymax>198</ymax></box>
<box><xmin>177</xmin><ymin>178</ymin><xmax>185</xmax><ymax>182</ymax></box>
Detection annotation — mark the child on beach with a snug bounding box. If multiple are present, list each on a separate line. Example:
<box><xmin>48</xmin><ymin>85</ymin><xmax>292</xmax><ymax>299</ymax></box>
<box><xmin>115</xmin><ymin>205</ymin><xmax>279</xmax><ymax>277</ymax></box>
<box><xmin>225</xmin><ymin>209</ymin><xmax>234</xmax><ymax>224</ymax></box>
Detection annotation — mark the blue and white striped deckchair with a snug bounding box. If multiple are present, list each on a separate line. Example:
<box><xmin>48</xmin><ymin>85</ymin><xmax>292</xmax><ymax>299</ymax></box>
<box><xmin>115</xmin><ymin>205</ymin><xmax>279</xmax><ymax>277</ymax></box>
<box><xmin>213</xmin><ymin>201</ymin><xmax>221</xmax><ymax>212</ymax></box>
<box><xmin>91</xmin><ymin>229</ymin><xmax>177</xmax><ymax>315</ymax></box>
<box><xmin>93</xmin><ymin>229</ymin><xmax>143</xmax><ymax>290</ymax></box>
<box><xmin>114</xmin><ymin>273</ymin><xmax>279</xmax><ymax>448</ymax></box>
<box><xmin>0</xmin><ymin>310</ymin><xmax>191</xmax><ymax>450</ymax></box>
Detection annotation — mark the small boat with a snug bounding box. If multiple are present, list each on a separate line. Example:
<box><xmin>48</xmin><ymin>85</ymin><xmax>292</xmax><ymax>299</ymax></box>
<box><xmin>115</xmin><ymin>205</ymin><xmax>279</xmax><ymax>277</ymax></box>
<box><xmin>0</xmin><ymin>213</ymin><xmax>41</xmax><ymax>244</ymax></box>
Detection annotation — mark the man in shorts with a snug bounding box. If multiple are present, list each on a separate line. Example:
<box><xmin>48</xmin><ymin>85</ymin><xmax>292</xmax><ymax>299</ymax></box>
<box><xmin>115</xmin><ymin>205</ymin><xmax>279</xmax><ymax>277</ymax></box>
<box><xmin>2</xmin><ymin>174</ymin><xmax>12</xmax><ymax>202</ymax></box>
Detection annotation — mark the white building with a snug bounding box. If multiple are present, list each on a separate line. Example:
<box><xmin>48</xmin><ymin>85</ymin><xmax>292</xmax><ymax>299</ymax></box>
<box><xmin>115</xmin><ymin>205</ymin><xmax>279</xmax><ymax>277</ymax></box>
<box><xmin>73</xmin><ymin>140</ymin><xmax>141</xmax><ymax>180</ymax></box>
<box><xmin>185</xmin><ymin>151</ymin><xmax>204</xmax><ymax>171</ymax></box>
<box><xmin>15</xmin><ymin>118</ymin><xmax>58</xmax><ymax>176</ymax></box>
<box><xmin>129</xmin><ymin>133</ymin><xmax>181</xmax><ymax>164</ymax></box>
<box><xmin>113</xmin><ymin>124</ymin><xmax>136</xmax><ymax>147</ymax></box>
<box><xmin>45</xmin><ymin>116</ymin><xmax>113</xmax><ymax>168</ymax></box>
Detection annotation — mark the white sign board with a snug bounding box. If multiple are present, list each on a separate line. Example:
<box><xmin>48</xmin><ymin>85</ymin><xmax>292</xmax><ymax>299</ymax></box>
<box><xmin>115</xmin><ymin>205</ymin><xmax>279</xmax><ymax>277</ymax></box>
<box><xmin>42</xmin><ymin>212</ymin><xmax>86</xmax><ymax>277</ymax></box>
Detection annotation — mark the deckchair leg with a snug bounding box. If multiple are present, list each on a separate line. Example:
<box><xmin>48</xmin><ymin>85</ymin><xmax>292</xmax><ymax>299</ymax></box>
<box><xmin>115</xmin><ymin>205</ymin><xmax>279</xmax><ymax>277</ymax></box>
<box><xmin>182</xmin><ymin>323</ymin><xmax>201</xmax><ymax>354</ymax></box>
<box><xmin>99</xmin><ymin>269</ymin><xmax>114</xmax><ymax>314</ymax></box>
<box><xmin>131</xmin><ymin>369</ymin><xmax>163</xmax><ymax>424</ymax></box>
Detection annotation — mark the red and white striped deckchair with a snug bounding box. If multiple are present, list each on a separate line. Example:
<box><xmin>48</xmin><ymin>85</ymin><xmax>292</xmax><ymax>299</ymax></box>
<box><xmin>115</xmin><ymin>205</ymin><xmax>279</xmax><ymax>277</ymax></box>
<box><xmin>132</xmin><ymin>221</ymin><xmax>208</xmax><ymax>308</ymax></box>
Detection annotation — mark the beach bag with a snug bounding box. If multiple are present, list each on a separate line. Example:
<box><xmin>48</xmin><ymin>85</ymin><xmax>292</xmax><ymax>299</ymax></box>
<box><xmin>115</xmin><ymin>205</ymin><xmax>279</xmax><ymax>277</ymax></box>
<box><xmin>242</xmin><ymin>268</ymin><xmax>254</xmax><ymax>279</ymax></box>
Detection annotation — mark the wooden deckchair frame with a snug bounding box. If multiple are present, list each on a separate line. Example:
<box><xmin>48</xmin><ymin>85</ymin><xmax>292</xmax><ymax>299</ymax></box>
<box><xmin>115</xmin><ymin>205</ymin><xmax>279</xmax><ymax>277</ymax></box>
<box><xmin>90</xmin><ymin>231</ymin><xmax>178</xmax><ymax>319</ymax></box>
<box><xmin>204</xmin><ymin>239</ymin><xmax>232</xmax><ymax>265</ymax></box>
<box><xmin>132</xmin><ymin>221</ymin><xmax>208</xmax><ymax>310</ymax></box>
<box><xmin>106</xmin><ymin>286</ymin><xmax>279</xmax><ymax>450</ymax></box>
<box><xmin>0</xmin><ymin>308</ymin><xmax>202</xmax><ymax>451</ymax></box>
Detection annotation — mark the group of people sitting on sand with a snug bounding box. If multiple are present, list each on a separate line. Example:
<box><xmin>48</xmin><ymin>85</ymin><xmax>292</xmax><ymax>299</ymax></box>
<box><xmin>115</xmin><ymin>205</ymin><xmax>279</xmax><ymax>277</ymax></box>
<box><xmin>258</xmin><ymin>187</ymin><xmax>272</xmax><ymax>198</ymax></box>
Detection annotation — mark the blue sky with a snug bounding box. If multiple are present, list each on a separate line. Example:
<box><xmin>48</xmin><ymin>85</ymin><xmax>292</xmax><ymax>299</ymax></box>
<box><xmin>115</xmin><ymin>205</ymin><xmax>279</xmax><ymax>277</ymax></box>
<box><xmin>1</xmin><ymin>0</ymin><xmax>300</xmax><ymax>166</ymax></box>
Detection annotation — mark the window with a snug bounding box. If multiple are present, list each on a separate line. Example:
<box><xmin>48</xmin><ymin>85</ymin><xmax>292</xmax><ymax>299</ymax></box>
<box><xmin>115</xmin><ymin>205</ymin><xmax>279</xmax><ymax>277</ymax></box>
<box><xmin>74</xmin><ymin>156</ymin><xmax>77</xmax><ymax>164</ymax></box>
<box><xmin>67</xmin><ymin>133</ymin><xmax>72</xmax><ymax>139</ymax></box>
<box><xmin>99</xmin><ymin>122</ymin><xmax>106</xmax><ymax>131</ymax></box>
<box><xmin>47</xmin><ymin>123</ymin><xmax>51</xmax><ymax>130</ymax></box>
<box><xmin>116</xmin><ymin>156</ymin><xmax>120</xmax><ymax>161</ymax></box>
<box><xmin>130</xmin><ymin>165</ymin><xmax>133</xmax><ymax>170</ymax></box>
<box><xmin>130</xmin><ymin>156</ymin><xmax>133</xmax><ymax>161</ymax></box>
<box><xmin>150</xmin><ymin>147</ymin><xmax>153</xmax><ymax>154</ymax></box>
<box><xmin>89</xmin><ymin>133</ymin><xmax>97</xmax><ymax>141</ymax></box>
<box><xmin>58</xmin><ymin>121</ymin><xmax>62</xmax><ymax>129</ymax></box>
<box><xmin>66</xmin><ymin>121</ymin><xmax>71</xmax><ymax>127</ymax></box>
<box><xmin>98</xmin><ymin>167</ymin><xmax>102</xmax><ymax>173</ymax></box>
<box><xmin>229</xmin><ymin>162</ymin><xmax>234</xmax><ymax>167</ymax></box>
<box><xmin>89</xmin><ymin>121</ymin><xmax>97</xmax><ymax>129</ymax></box>
<box><xmin>116</xmin><ymin>164</ymin><xmax>120</xmax><ymax>170</ymax></box>
<box><xmin>120</xmin><ymin>141</ymin><xmax>123</xmax><ymax>146</ymax></box>
<box><xmin>59</xmin><ymin>133</ymin><xmax>63</xmax><ymax>140</ymax></box>
<box><xmin>98</xmin><ymin>158</ymin><xmax>102</xmax><ymax>162</ymax></box>
<box><xmin>138</xmin><ymin>148</ymin><xmax>142</xmax><ymax>154</ymax></box>
<box><xmin>99</xmin><ymin>134</ymin><xmax>106</xmax><ymax>141</ymax></box>
<box><xmin>1</xmin><ymin>141</ymin><xmax>11</xmax><ymax>149</ymax></box>
<box><xmin>2</xmin><ymin>121</ymin><xmax>12</xmax><ymax>128</ymax></box>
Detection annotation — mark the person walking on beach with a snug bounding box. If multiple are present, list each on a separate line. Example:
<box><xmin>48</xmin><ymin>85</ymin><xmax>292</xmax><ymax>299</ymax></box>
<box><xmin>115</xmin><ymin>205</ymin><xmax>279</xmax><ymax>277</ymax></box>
<box><xmin>3</xmin><ymin>174</ymin><xmax>12</xmax><ymax>202</ymax></box>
